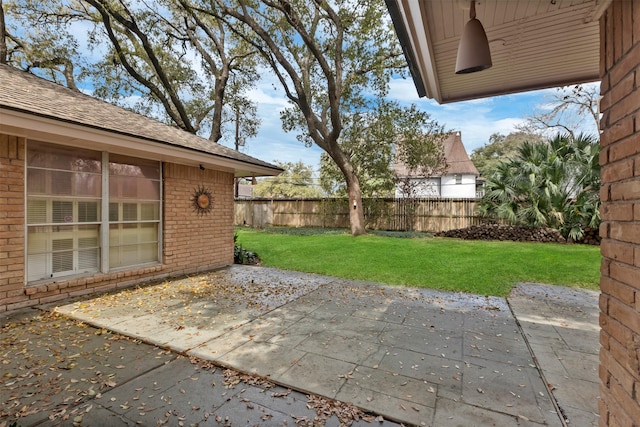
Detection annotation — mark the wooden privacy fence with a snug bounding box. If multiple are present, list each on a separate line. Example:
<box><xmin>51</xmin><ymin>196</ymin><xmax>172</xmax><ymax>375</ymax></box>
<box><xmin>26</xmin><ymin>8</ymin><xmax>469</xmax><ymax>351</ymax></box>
<box><xmin>234</xmin><ymin>198</ymin><xmax>485</xmax><ymax>233</ymax></box>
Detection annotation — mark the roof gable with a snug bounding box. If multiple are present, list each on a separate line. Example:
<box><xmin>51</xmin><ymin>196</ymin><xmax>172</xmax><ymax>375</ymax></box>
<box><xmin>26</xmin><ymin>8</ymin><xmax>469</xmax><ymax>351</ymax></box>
<box><xmin>394</xmin><ymin>131</ymin><xmax>479</xmax><ymax>178</ymax></box>
<box><xmin>443</xmin><ymin>132</ymin><xmax>479</xmax><ymax>175</ymax></box>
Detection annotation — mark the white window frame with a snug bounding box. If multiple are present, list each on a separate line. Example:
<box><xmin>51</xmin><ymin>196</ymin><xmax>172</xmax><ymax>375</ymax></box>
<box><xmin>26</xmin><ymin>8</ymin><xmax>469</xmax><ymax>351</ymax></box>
<box><xmin>108</xmin><ymin>202</ymin><xmax>161</xmax><ymax>270</ymax></box>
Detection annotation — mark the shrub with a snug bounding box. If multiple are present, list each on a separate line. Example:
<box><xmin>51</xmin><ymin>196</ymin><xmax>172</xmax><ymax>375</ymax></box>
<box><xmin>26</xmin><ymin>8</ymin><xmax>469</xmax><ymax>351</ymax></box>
<box><xmin>478</xmin><ymin>133</ymin><xmax>600</xmax><ymax>240</ymax></box>
<box><xmin>233</xmin><ymin>232</ymin><xmax>260</xmax><ymax>265</ymax></box>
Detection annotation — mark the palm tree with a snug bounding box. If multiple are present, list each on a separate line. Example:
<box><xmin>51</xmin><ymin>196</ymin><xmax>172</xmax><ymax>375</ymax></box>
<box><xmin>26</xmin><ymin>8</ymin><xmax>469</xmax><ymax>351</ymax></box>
<box><xmin>478</xmin><ymin>133</ymin><xmax>600</xmax><ymax>240</ymax></box>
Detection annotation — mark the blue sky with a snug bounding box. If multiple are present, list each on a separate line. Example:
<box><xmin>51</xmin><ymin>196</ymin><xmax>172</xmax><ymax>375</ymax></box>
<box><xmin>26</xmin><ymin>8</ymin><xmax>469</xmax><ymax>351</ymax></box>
<box><xmin>223</xmin><ymin>74</ymin><xmax>593</xmax><ymax>174</ymax></box>
<box><xmin>55</xmin><ymin>20</ymin><xmax>597</xmax><ymax>177</ymax></box>
<box><xmin>6</xmin><ymin>6</ymin><xmax>597</xmax><ymax>178</ymax></box>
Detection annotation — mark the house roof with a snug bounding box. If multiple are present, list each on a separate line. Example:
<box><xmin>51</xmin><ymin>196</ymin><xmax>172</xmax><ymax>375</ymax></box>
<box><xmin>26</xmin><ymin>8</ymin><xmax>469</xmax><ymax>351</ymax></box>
<box><xmin>385</xmin><ymin>0</ymin><xmax>606</xmax><ymax>103</ymax></box>
<box><xmin>394</xmin><ymin>131</ymin><xmax>479</xmax><ymax>178</ymax></box>
<box><xmin>442</xmin><ymin>132</ymin><xmax>479</xmax><ymax>175</ymax></box>
<box><xmin>0</xmin><ymin>64</ymin><xmax>282</xmax><ymax>177</ymax></box>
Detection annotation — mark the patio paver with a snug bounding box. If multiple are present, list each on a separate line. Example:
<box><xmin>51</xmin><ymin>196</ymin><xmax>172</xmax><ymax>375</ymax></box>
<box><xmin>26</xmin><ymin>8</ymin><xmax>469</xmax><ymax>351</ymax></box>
<box><xmin>46</xmin><ymin>265</ymin><xmax>598</xmax><ymax>426</ymax></box>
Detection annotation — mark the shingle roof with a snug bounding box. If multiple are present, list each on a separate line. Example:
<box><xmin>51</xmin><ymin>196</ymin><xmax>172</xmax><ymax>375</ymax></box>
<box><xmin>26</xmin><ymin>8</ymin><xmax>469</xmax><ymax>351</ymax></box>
<box><xmin>393</xmin><ymin>131</ymin><xmax>479</xmax><ymax>177</ymax></box>
<box><xmin>0</xmin><ymin>64</ymin><xmax>280</xmax><ymax>173</ymax></box>
<box><xmin>442</xmin><ymin>132</ymin><xmax>479</xmax><ymax>176</ymax></box>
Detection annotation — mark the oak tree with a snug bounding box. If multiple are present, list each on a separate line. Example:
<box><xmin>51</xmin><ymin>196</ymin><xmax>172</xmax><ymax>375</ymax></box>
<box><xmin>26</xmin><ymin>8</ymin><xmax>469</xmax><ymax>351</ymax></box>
<box><xmin>3</xmin><ymin>0</ymin><xmax>261</xmax><ymax>146</ymax></box>
<box><xmin>320</xmin><ymin>100</ymin><xmax>446</xmax><ymax>198</ymax></box>
<box><xmin>200</xmin><ymin>0</ymin><xmax>408</xmax><ymax>235</ymax></box>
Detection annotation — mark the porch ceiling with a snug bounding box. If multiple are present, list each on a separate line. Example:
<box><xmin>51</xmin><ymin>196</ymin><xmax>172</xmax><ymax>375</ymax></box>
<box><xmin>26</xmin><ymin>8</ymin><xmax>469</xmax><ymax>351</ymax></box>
<box><xmin>387</xmin><ymin>0</ymin><xmax>607</xmax><ymax>103</ymax></box>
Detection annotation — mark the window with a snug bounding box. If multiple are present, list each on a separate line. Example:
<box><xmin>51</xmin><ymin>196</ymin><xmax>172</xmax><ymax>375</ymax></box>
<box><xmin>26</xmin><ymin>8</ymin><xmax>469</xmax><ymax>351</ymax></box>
<box><xmin>26</xmin><ymin>141</ymin><xmax>161</xmax><ymax>282</ymax></box>
<box><xmin>108</xmin><ymin>155</ymin><xmax>161</xmax><ymax>269</ymax></box>
<box><xmin>455</xmin><ymin>174</ymin><xmax>462</xmax><ymax>185</ymax></box>
<box><xmin>26</xmin><ymin>142</ymin><xmax>102</xmax><ymax>282</ymax></box>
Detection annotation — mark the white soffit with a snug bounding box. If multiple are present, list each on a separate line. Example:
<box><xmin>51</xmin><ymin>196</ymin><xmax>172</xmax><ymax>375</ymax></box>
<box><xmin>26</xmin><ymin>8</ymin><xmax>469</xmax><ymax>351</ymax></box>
<box><xmin>396</xmin><ymin>0</ymin><xmax>607</xmax><ymax>103</ymax></box>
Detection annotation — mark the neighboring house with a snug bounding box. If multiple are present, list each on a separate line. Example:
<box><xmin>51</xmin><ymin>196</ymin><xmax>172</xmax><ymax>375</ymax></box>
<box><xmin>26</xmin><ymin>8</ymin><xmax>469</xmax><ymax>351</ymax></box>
<box><xmin>393</xmin><ymin>131</ymin><xmax>479</xmax><ymax>198</ymax></box>
<box><xmin>236</xmin><ymin>182</ymin><xmax>255</xmax><ymax>199</ymax></box>
<box><xmin>0</xmin><ymin>64</ymin><xmax>281</xmax><ymax>313</ymax></box>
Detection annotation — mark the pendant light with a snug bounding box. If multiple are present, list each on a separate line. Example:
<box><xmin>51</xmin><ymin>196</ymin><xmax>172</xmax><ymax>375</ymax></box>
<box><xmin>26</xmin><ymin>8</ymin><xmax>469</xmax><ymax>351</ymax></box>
<box><xmin>455</xmin><ymin>0</ymin><xmax>492</xmax><ymax>74</ymax></box>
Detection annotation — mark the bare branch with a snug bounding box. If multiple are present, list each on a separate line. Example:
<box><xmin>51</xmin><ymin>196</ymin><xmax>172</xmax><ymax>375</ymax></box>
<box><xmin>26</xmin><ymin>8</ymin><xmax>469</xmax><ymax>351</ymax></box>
<box><xmin>521</xmin><ymin>84</ymin><xmax>599</xmax><ymax>139</ymax></box>
<box><xmin>205</xmin><ymin>0</ymin><xmax>331</xmax><ymax>151</ymax></box>
<box><xmin>28</xmin><ymin>57</ymin><xmax>80</xmax><ymax>91</ymax></box>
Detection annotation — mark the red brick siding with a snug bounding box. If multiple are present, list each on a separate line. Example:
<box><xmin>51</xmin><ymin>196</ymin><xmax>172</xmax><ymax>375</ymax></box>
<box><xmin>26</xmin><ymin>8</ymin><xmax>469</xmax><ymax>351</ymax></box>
<box><xmin>599</xmin><ymin>2</ymin><xmax>640</xmax><ymax>425</ymax></box>
<box><xmin>0</xmin><ymin>135</ymin><xmax>235</xmax><ymax>313</ymax></box>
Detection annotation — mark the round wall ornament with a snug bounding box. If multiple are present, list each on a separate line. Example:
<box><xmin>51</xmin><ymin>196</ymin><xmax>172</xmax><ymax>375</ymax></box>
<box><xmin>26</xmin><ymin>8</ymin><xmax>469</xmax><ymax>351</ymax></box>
<box><xmin>191</xmin><ymin>185</ymin><xmax>213</xmax><ymax>215</ymax></box>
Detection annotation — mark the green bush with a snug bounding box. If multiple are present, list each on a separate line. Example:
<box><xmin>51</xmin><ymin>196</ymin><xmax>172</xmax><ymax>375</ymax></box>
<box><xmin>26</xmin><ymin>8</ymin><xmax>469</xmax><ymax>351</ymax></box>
<box><xmin>233</xmin><ymin>232</ymin><xmax>260</xmax><ymax>265</ymax></box>
<box><xmin>478</xmin><ymin>133</ymin><xmax>600</xmax><ymax>240</ymax></box>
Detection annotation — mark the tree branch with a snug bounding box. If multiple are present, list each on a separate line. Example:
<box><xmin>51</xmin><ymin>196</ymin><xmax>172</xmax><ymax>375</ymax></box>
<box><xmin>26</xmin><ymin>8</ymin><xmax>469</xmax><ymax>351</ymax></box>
<box><xmin>86</xmin><ymin>0</ymin><xmax>196</xmax><ymax>133</ymax></box>
<box><xmin>0</xmin><ymin>0</ymin><xmax>7</xmax><ymax>64</ymax></box>
<box><xmin>206</xmin><ymin>0</ymin><xmax>331</xmax><ymax>151</ymax></box>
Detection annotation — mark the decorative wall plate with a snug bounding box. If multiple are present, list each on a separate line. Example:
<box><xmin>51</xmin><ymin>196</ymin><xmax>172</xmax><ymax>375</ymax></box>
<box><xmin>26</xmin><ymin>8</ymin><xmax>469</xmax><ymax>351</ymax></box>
<box><xmin>191</xmin><ymin>185</ymin><xmax>213</xmax><ymax>215</ymax></box>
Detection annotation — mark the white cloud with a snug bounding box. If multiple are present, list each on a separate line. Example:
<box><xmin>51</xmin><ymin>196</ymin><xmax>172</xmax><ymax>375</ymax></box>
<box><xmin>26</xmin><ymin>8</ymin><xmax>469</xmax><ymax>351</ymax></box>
<box><xmin>242</xmin><ymin>139</ymin><xmax>323</xmax><ymax>169</ymax></box>
<box><xmin>387</xmin><ymin>78</ymin><xmax>532</xmax><ymax>153</ymax></box>
<box><xmin>388</xmin><ymin>77</ymin><xmax>422</xmax><ymax>102</ymax></box>
<box><xmin>246</xmin><ymin>81</ymin><xmax>291</xmax><ymax>110</ymax></box>
<box><xmin>443</xmin><ymin>117</ymin><xmax>526</xmax><ymax>154</ymax></box>
<box><xmin>439</xmin><ymin>97</ymin><xmax>494</xmax><ymax>111</ymax></box>
<box><xmin>417</xmin><ymin>102</ymin><xmax>523</xmax><ymax>153</ymax></box>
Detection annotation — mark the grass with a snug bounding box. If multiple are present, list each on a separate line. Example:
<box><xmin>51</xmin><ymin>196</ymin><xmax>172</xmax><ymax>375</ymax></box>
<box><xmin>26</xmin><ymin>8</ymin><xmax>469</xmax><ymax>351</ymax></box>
<box><xmin>234</xmin><ymin>227</ymin><xmax>601</xmax><ymax>297</ymax></box>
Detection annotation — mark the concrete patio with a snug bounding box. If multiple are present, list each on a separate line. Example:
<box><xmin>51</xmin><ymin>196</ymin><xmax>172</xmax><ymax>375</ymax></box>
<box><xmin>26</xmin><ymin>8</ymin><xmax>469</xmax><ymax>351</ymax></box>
<box><xmin>39</xmin><ymin>265</ymin><xmax>600</xmax><ymax>426</ymax></box>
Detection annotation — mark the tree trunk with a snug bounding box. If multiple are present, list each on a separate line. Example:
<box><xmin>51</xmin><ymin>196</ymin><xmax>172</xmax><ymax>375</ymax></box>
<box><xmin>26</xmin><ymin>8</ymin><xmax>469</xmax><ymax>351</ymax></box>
<box><xmin>329</xmin><ymin>144</ymin><xmax>366</xmax><ymax>236</ymax></box>
<box><xmin>345</xmin><ymin>169</ymin><xmax>365</xmax><ymax>236</ymax></box>
<box><xmin>0</xmin><ymin>0</ymin><xmax>7</xmax><ymax>64</ymax></box>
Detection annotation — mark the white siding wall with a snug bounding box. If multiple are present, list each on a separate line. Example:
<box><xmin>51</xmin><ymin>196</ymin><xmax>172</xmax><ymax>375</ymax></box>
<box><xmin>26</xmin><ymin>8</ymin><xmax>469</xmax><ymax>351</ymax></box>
<box><xmin>395</xmin><ymin>174</ymin><xmax>477</xmax><ymax>198</ymax></box>
<box><xmin>395</xmin><ymin>177</ymin><xmax>440</xmax><ymax>198</ymax></box>
<box><xmin>440</xmin><ymin>174</ymin><xmax>477</xmax><ymax>198</ymax></box>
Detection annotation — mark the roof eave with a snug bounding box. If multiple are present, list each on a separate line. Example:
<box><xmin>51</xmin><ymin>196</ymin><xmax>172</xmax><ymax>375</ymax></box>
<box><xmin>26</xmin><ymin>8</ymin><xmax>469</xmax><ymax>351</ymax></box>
<box><xmin>385</xmin><ymin>0</ymin><xmax>427</xmax><ymax>98</ymax></box>
<box><xmin>387</xmin><ymin>0</ymin><xmax>608</xmax><ymax>104</ymax></box>
<box><xmin>0</xmin><ymin>107</ymin><xmax>283</xmax><ymax>177</ymax></box>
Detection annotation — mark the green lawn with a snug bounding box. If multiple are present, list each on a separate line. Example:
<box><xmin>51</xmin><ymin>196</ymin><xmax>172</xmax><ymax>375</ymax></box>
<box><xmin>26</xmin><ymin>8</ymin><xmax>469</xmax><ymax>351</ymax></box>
<box><xmin>235</xmin><ymin>227</ymin><xmax>601</xmax><ymax>297</ymax></box>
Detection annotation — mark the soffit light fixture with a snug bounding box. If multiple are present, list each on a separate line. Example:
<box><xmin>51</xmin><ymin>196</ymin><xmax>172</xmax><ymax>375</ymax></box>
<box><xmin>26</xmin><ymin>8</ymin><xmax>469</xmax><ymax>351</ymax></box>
<box><xmin>455</xmin><ymin>0</ymin><xmax>492</xmax><ymax>74</ymax></box>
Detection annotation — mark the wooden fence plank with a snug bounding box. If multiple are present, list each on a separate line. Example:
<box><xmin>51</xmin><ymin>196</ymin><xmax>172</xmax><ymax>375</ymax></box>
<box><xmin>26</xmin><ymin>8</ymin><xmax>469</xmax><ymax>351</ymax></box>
<box><xmin>235</xmin><ymin>198</ymin><xmax>484</xmax><ymax>232</ymax></box>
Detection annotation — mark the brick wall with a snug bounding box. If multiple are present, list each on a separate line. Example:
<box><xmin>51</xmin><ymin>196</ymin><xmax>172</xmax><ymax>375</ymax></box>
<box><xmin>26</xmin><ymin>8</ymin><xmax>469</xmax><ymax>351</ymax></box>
<box><xmin>163</xmin><ymin>163</ymin><xmax>235</xmax><ymax>272</ymax></box>
<box><xmin>0</xmin><ymin>135</ymin><xmax>235</xmax><ymax>313</ymax></box>
<box><xmin>599</xmin><ymin>1</ymin><xmax>640</xmax><ymax>425</ymax></box>
<box><xmin>0</xmin><ymin>135</ymin><xmax>26</xmax><ymax>312</ymax></box>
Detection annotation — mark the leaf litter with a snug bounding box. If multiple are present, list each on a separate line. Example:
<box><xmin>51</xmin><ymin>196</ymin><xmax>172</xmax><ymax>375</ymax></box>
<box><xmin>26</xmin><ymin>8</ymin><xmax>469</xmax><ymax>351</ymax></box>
<box><xmin>3</xmin><ymin>268</ymin><xmax>531</xmax><ymax>426</ymax></box>
<box><xmin>57</xmin><ymin>270</ymin><xmax>326</xmax><ymax>332</ymax></box>
<box><xmin>1</xmin><ymin>309</ymin><xmax>388</xmax><ymax>426</ymax></box>
<box><xmin>0</xmin><ymin>310</ymin><xmax>178</xmax><ymax>423</ymax></box>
